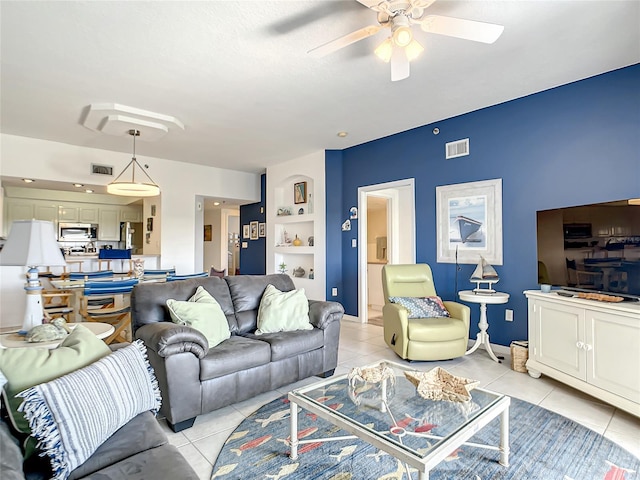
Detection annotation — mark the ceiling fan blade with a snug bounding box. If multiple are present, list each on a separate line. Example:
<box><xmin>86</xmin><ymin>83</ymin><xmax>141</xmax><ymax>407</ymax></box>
<box><xmin>356</xmin><ymin>0</ymin><xmax>383</xmax><ymax>8</ymax></box>
<box><xmin>390</xmin><ymin>48</ymin><xmax>410</xmax><ymax>82</ymax></box>
<box><xmin>308</xmin><ymin>24</ymin><xmax>384</xmax><ymax>57</ymax></box>
<box><xmin>419</xmin><ymin>15</ymin><xmax>504</xmax><ymax>44</ymax></box>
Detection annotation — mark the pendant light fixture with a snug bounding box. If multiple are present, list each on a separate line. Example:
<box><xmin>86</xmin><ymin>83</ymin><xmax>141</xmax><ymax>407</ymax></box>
<box><xmin>107</xmin><ymin>129</ymin><xmax>160</xmax><ymax>197</ymax></box>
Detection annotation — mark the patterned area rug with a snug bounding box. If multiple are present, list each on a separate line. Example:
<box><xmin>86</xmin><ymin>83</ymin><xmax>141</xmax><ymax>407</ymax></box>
<box><xmin>212</xmin><ymin>395</ymin><xmax>639</xmax><ymax>480</ymax></box>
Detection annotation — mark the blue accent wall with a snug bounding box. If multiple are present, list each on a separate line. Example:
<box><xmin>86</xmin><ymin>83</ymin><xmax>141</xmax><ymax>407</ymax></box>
<box><xmin>327</xmin><ymin>65</ymin><xmax>640</xmax><ymax>346</ymax></box>
<box><xmin>239</xmin><ymin>174</ymin><xmax>266</xmax><ymax>275</ymax></box>
<box><xmin>325</xmin><ymin>150</ymin><xmax>344</xmax><ymax>303</ymax></box>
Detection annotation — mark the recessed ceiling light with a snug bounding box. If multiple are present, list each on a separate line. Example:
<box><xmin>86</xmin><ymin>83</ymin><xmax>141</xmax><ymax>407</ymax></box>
<box><xmin>73</xmin><ymin>183</ymin><xmax>84</xmax><ymax>188</ymax></box>
<box><xmin>22</xmin><ymin>178</ymin><xmax>35</xmax><ymax>183</ymax></box>
<box><xmin>213</xmin><ymin>202</ymin><xmax>220</xmax><ymax>206</ymax></box>
<box><xmin>85</xmin><ymin>189</ymin><xmax>94</xmax><ymax>193</ymax></box>
<box><xmin>337</xmin><ymin>132</ymin><xmax>348</xmax><ymax>138</ymax></box>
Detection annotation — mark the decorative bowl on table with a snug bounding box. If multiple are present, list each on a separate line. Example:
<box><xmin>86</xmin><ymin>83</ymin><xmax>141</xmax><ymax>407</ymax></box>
<box><xmin>347</xmin><ymin>362</ymin><xmax>396</xmax><ymax>409</ymax></box>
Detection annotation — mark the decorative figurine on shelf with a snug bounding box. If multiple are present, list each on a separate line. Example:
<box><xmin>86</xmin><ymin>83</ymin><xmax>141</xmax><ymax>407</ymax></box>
<box><xmin>308</xmin><ymin>269</ymin><xmax>314</xmax><ymax>279</ymax></box>
<box><xmin>292</xmin><ymin>267</ymin><xmax>305</xmax><ymax>278</ymax></box>
<box><xmin>308</xmin><ymin>236</ymin><xmax>314</xmax><ymax>247</ymax></box>
<box><xmin>292</xmin><ymin>235</ymin><xmax>303</xmax><ymax>246</ymax></box>
<box><xmin>298</xmin><ymin>207</ymin><xmax>304</xmax><ymax>215</ymax></box>
<box><xmin>283</xmin><ymin>229</ymin><xmax>291</xmax><ymax>245</ymax></box>
<box><xmin>278</xmin><ymin>262</ymin><xmax>287</xmax><ymax>274</ymax></box>
<box><xmin>307</xmin><ymin>194</ymin><xmax>313</xmax><ymax>214</ymax></box>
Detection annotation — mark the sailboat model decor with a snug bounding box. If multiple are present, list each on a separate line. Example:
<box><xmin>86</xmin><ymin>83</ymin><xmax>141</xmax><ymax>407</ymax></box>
<box><xmin>471</xmin><ymin>256</ymin><xmax>499</xmax><ymax>294</ymax></box>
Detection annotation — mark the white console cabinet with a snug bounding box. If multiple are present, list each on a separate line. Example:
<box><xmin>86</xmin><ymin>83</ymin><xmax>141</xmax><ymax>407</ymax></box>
<box><xmin>525</xmin><ymin>290</ymin><xmax>640</xmax><ymax>417</ymax></box>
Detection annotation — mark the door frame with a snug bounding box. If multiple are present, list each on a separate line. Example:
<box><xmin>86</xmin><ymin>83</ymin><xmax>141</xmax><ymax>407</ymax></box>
<box><xmin>357</xmin><ymin>178</ymin><xmax>416</xmax><ymax>323</ymax></box>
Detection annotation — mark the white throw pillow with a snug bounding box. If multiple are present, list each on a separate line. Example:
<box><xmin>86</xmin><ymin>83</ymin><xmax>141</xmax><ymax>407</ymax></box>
<box><xmin>166</xmin><ymin>286</ymin><xmax>231</xmax><ymax>348</ymax></box>
<box><xmin>256</xmin><ymin>284</ymin><xmax>312</xmax><ymax>335</ymax></box>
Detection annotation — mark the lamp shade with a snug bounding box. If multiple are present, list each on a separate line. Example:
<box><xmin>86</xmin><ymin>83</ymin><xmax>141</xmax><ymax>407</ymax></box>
<box><xmin>0</xmin><ymin>220</ymin><xmax>66</xmax><ymax>267</ymax></box>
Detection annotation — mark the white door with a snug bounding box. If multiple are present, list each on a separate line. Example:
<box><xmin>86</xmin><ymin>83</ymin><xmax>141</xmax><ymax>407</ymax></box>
<box><xmin>358</xmin><ymin>179</ymin><xmax>416</xmax><ymax>324</ymax></box>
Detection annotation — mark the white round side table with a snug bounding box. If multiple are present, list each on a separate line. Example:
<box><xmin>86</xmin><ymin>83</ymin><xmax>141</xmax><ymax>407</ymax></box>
<box><xmin>458</xmin><ymin>290</ymin><xmax>510</xmax><ymax>363</ymax></box>
<box><xmin>0</xmin><ymin>322</ymin><xmax>115</xmax><ymax>349</ymax></box>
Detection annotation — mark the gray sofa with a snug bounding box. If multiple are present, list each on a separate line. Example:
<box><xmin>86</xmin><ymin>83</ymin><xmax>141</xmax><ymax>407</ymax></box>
<box><xmin>131</xmin><ymin>274</ymin><xmax>344</xmax><ymax>432</ymax></box>
<box><xmin>0</xmin><ymin>412</ymin><xmax>199</xmax><ymax>480</ymax></box>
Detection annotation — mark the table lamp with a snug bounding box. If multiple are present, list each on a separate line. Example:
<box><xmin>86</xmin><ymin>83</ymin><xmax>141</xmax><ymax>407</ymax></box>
<box><xmin>0</xmin><ymin>220</ymin><xmax>67</xmax><ymax>333</ymax></box>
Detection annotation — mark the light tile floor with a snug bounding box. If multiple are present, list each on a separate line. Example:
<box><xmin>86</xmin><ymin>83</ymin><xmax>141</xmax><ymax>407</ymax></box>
<box><xmin>159</xmin><ymin>320</ymin><xmax>640</xmax><ymax>479</ymax></box>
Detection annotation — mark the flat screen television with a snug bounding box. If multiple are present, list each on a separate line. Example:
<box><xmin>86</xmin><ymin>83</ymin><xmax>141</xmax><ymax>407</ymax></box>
<box><xmin>536</xmin><ymin>199</ymin><xmax>640</xmax><ymax>301</ymax></box>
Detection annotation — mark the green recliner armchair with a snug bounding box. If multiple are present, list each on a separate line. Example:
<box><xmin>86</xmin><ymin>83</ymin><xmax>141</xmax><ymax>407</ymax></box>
<box><xmin>382</xmin><ymin>264</ymin><xmax>470</xmax><ymax>361</ymax></box>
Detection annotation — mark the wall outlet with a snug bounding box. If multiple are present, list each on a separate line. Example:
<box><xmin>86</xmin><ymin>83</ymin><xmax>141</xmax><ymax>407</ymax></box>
<box><xmin>331</xmin><ymin>287</ymin><xmax>338</xmax><ymax>297</ymax></box>
<box><xmin>351</xmin><ymin>238</ymin><xmax>357</xmax><ymax>248</ymax></box>
<box><xmin>505</xmin><ymin>309</ymin><xmax>513</xmax><ymax>322</ymax></box>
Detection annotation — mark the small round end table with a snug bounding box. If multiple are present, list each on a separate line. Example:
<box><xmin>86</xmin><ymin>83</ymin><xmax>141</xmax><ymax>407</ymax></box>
<box><xmin>0</xmin><ymin>322</ymin><xmax>115</xmax><ymax>349</ymax></box>
<box><xmin>458</xmin><ymin>290</ymin><xmax>510</xmax><ymax>363</ymax></box>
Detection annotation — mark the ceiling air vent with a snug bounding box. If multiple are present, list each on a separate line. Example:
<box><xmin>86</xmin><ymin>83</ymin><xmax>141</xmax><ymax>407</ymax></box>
<box><xmin>445</xmin><ymin>138</ymin><xmax>469</xmax><ymax>159</ymax></box>
<box><xmin>91</xmin><ymin>164</ymin><xmax>113</xmax><ymax>176</ymax></box>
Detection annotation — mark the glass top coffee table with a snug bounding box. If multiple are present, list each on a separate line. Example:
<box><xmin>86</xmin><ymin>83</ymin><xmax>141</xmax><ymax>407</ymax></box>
<box><xmin>288</xmin><ymin>361</ymin><xmax>510</xmax><ymax>479</ymax></box>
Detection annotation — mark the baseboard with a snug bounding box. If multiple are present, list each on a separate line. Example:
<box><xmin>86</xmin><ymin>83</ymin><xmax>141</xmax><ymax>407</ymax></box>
<box><xmin>342</xmin><ymin>314</ymin><xmax>361</xmax><ymax>323</ymax></box>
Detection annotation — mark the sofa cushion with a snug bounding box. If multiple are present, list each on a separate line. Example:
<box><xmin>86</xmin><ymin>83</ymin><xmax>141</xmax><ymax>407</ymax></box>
<box><xmin>243</xmin><ymin>328</ymin><xmax>324</xmax><ymax>362</ymax></box>
<box><xmin>199</xmin><ymin>336</ymin><xmax>271</xmax><ymax>381</ymax></box>
<box><xmin>256</xmin><ymin>284</ymin><xmax>312</xmax><ymax>335</ymax></box>
<box><xmin>132</xmin><ymin>277</ymin><xmax>238</xmax><ymax>333</ymax></box>
<box><xmin>0</xmin><ymin>421</ymin><xmax>24</xmax><ymax>480</ymax></box>
<box><xmin>78</xmin><ymin>443</ymin><xmax>199</xmax><ymax>480</ymax></box>
<box><xmin>18</xmin><ymin>341</ymin><xmax>161</xmax><ymax>480</ymax></box>
<box><xmin>225</xmin><ymin>274</ymin><xmax>296</xmax><ymax>334</ymax></box>
<box><xmin>167</xmin><ymin>286</ymin><xmax>231</xmax><ymax>348</ymax></box>
<box><xmin>0</xmin><ymin>325</ymin><xmax>111</xmax><ymax>436</ymax></box>
<box><xmin>68</xmin><ymin>411</ymin><xmax>167</xmax><ymax>480</ymax></box>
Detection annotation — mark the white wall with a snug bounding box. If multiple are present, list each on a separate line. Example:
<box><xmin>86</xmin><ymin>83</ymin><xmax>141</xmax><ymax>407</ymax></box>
<box><xmin>0</xmin><ymin>133</ymin><xmax>260</xmax><ymax>329</ymax></box>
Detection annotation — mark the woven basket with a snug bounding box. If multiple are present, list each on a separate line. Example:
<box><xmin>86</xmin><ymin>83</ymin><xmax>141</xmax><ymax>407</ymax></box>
<box><xmin>510</xmin><ymin>341</ymin><xmax>529</xmax><ymax>373</ymax></box>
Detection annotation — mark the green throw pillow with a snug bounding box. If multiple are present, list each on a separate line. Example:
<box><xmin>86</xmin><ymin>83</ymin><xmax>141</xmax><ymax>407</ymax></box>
<box><xmin>256</xmin><ymin>284</ymin><xmax>312</xmax><ymax>335</ymax></box>
<box><xmin>166</xmin><ymin>286</ymin><xmax>231</xmax><ymax>349</ymax></box>
<box><xmin>0</xmin><ymin>324</ymin><xmax>111</xmax><ymax>436</ymax></box>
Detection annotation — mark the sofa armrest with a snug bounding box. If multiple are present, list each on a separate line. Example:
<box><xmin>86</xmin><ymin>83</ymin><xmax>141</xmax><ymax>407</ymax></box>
<box><xmin>135</xmin><ymin>323</ymin><xmax>209</xmax><ymax>359</ymax></box>
<box><xmin>443</xmin><ymin>301</ymin><xmax>471</xmax><ymax>328</ymax></box>
<box><xmin>308</xmin><ymin>300</ymin><xmax>344</xmax><ymax>330</ymax></box>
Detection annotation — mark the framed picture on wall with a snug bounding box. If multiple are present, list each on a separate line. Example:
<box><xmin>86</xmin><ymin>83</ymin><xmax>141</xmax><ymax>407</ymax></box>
<box><xmin>203</xmin><ymin>224</ymin><xmax>212</xmax><ymax>242</ymax></box>
<box><xmin>258</xmin><ymin>223</ymin><xmax>266</xmax><ymax>237</ymax></box>
<box><xmin>294</xmin><ymin>181</ymin><xmax>307</xmax><ymax>204</ymax></box>
<box><xmin>243</xmin><ymin>224</ymin><xmax>250</xmax><ymax>239</ymax></box>
<box><xmin>250</xmin><ymin>221</ymin><xmax>259</xmax><ymax>240</ymax></box>
<box><xmin>436</xmin><ymin>178</ymin><xmax>503</xmax><ymax>265</ymax></box>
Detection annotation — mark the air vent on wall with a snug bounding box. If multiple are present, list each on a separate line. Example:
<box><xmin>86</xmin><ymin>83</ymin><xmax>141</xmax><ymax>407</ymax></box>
<box><xmin>91</xmin><ymin>164</ymin><xmax>113</xmax><ymax>176</ymax></box>
<box><xmin>445</xmin><ymin>138</ymin><xmax>470</xmax><ymax>159</ymax></box>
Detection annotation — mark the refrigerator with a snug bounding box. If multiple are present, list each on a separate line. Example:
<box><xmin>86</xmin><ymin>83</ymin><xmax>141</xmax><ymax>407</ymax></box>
<box><xmin>120</xmin><ymin>222</ymin><xmax>143</xmax><ymax>253</ymax></box>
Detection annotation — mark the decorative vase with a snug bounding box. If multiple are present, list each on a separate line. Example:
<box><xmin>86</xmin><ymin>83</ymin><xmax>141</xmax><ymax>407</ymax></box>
<box><xmin>133</xmin><ymin>259</ymin><xmax>144</xmax><ymax>279</ymax></box>
<box><xmin>292</xmin><ymin>235</ymin><xmax>303</xmax><ymax>246</ymax></box>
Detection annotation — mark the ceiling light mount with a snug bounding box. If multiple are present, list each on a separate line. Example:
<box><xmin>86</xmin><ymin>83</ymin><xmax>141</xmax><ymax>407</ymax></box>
<box><xmin>107</xmin><ymin>129</ymin><xmax>160</xmax><ymax>197</ymax></box>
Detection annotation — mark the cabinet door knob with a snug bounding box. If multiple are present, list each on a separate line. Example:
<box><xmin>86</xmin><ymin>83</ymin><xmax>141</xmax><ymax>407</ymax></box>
<box><xmin>576</xmin><ymin>341</ymin><xmax>584</xmax><ymax>349</ymax></box>
<box><xmin>584</xmin><ymin>344</ymin><xmax>593</xmax><ymax>351</ymax></box>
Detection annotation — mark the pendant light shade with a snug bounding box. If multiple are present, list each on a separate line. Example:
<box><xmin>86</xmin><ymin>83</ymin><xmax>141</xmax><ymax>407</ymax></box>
<box><xmin>107</xmin><ymin>129</ymin><xmax>160</xmax><ymax>197</ymax></box>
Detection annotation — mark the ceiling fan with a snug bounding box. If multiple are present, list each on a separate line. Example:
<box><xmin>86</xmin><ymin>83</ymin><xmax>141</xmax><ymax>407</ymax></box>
<box><xmin>308</xmin><ymin>0</ymin><xmax>504</xmax><ymax>81</ymax></box>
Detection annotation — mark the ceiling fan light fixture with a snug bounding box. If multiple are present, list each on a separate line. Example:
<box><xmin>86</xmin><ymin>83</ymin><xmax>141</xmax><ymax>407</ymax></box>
<box><xmin>405</xmin><ymin>38</ymin><xmax>424</xmax><ymax>61</ymax></box>
<box><xmin>392</xmin><ymin>25</ymin><xmax>413</xmax><ymax>47</ymax></box>
<box><xmin>107</xmin><ymin>129</ymin><xmax>160</xmax><ymax>197</ymax></box>
<box><xmin>374</xmin><ymin>38</ymin><xmax>393</xmax><ymax>63</ymax></box>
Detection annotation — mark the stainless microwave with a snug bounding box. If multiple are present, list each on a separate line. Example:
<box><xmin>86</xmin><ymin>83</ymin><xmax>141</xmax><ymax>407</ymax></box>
<box><xmin>58</xmin><ymin>223</ymin><xmax>98</xmax><ymax>241</ymax></box>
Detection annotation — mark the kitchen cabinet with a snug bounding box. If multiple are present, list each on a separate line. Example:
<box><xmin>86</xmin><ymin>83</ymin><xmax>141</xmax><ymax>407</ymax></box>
<box><xmin>79</xmin><ymin>206</ymin><xmax>99</xmax><ymax>223</ymax></box>
<box><xmin>58</xmin><ymin>206</ymin><xmax>79</xmax><ymax>222</ymax></box>
<box><xmin>525</xmin><ymin>290</ymin><xmax>640</xmax><ymax>417</ymax></box>
<box><xmin>4</xmin><ymin>199</ymin><xmax>56</xmax><ymax>233</ymax></box>
<box><xmin>98</xmin><ymin>208</ymin><xmax>120</xmax><ymax>241</ymax></box>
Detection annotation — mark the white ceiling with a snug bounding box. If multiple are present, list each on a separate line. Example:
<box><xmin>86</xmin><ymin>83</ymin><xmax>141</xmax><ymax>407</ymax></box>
<box><xmin>1</xmin><ymin>1</ymin><xmax>638</xmax><ymax>175</ymax></box>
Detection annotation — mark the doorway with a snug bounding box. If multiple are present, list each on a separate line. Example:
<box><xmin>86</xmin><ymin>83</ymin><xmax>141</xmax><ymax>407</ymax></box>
<box><xmin>358</xmin><ymin>179</ymin><xmax>416</xmax><ymax>324</ymax></box>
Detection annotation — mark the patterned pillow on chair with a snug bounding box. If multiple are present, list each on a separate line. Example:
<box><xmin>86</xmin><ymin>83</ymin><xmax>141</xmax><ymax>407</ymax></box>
<box><xmin>388</xmin><ymin>296</ymin><xmax>451</xmax><ymax>319</ymax></box>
